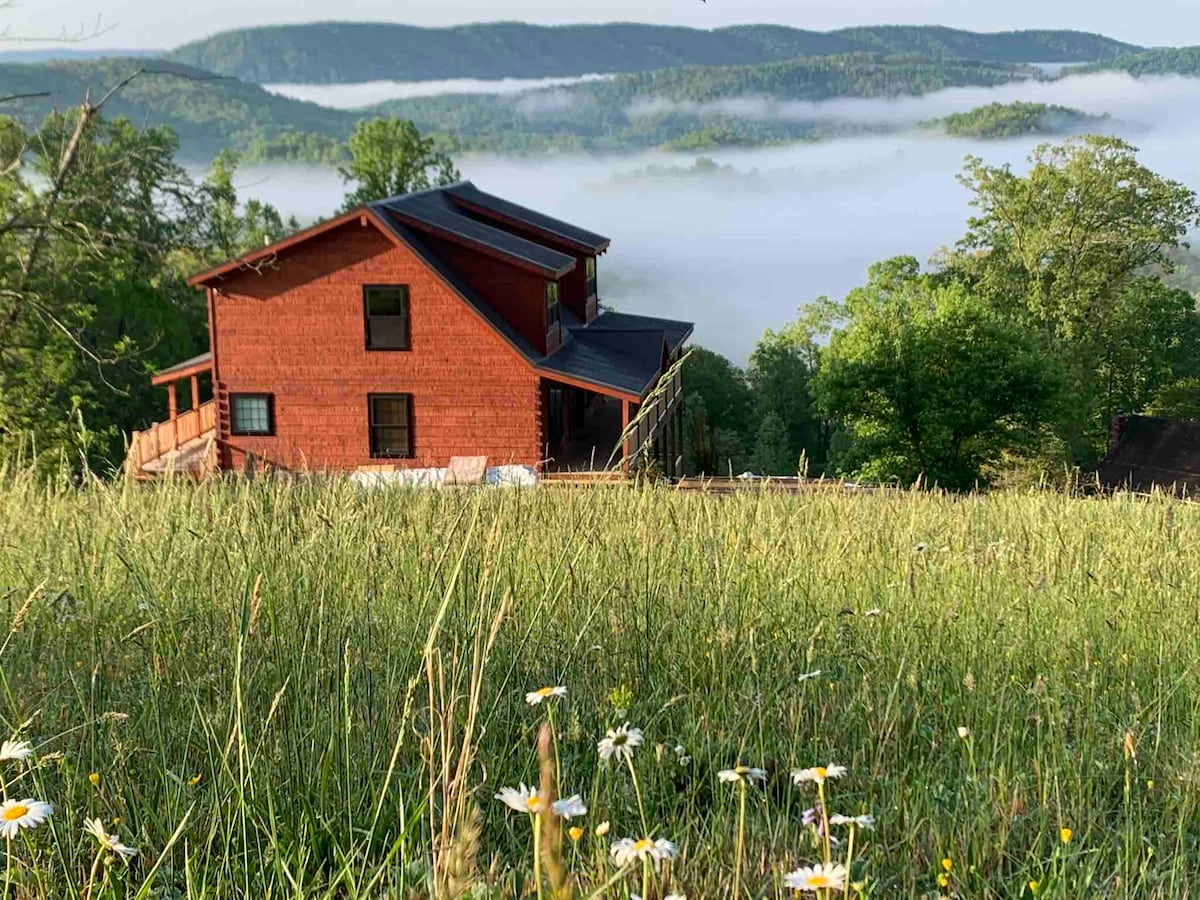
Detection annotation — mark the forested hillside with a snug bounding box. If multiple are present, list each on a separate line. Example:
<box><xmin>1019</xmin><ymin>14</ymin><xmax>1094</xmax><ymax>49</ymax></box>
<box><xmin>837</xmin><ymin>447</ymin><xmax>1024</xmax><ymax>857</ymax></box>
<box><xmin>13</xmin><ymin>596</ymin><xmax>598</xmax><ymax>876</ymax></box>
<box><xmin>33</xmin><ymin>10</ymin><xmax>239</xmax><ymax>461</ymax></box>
<box><xmin>166</xmin><ymin>22</ymin><xmax>1138</xmax><ymax>84</ymax></box>
<box><xmin>2</xmin><ymin>53</ymin><xmax>1035</xmax><ymax>157</ymax></box>
<box><xmin>0</xmin><ymin>58</ymin><xmax>357</xmax><ymax>158</ymax></box>
<box><xmin>1073</xmin><ymin>46</ymin><xmax>1200</xmax><ymax>76</ymax></box>
<box><xmin>371</xmin><ymin>55</ymin><xmax>1035</xmax><ymax>152</ymax></box>
<box><xmin>923</xmin><ymin>101</ymin><xmax>1112</xmax><ymax>139</ymax></box>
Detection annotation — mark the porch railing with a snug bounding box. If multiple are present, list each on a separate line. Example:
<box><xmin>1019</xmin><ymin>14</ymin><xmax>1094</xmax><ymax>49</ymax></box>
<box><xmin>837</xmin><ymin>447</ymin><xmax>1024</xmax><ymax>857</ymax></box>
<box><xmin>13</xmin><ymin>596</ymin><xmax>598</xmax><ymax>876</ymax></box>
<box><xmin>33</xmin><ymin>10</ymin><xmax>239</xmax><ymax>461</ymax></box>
<box><xmin>127</xmin><ymin>399</ymin><xmax>217</xmax><ymax>472</ymax></box>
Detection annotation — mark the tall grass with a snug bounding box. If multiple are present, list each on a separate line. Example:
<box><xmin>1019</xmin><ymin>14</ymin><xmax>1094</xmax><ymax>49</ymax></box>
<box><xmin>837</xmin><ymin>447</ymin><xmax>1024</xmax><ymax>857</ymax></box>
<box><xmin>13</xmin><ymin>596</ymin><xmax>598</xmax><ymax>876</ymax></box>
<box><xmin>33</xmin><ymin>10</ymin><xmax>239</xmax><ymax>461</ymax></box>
<box><xmin>0</xmin><ymin>471</ymin><xmax>1197</xmax><ymax>897</ymax></box>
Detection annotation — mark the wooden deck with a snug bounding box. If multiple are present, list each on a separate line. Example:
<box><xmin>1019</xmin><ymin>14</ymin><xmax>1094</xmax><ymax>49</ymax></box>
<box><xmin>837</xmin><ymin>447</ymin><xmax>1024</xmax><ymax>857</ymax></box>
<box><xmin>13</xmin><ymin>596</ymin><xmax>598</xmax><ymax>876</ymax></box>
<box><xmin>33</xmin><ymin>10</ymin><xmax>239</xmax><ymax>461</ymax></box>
<box><xmin>127</xmin><ymin>400</ymin><xmax>218</xmax><ymax>478</ymax></box>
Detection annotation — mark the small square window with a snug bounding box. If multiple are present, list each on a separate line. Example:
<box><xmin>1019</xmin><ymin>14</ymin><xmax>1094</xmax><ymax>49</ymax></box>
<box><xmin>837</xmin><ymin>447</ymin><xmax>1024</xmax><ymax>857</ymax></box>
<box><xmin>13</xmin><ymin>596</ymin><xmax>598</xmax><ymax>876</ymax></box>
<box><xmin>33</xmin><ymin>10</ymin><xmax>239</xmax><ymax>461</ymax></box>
<box><xmin>364</xmin><ymin>285</ymin><xmax>411</xmax><ymax>350</ymax></box>
<box><xmin>369</xmin><ymin>393</ymin><xmax>413</xmax><ymax>458</ymax></box>
<box><xmin>230</xmin><ymin>394</ymin><xmax>274</xmax><ymax>436</ymax></box>
<box><xmin>545</xmin><ymin>281</ymin><xmax>561</xmax><ymax>330</ymax></box>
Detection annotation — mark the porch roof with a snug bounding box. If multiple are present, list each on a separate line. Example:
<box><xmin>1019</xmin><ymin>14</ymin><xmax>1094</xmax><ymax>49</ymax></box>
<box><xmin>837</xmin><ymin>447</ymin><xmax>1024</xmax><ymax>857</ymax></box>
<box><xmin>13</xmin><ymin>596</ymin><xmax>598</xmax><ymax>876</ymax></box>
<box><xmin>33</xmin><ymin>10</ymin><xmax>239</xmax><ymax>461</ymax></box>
<box><xmin>151</xmin><ymin>351</ymin><xmax>213</xmax><ymax>386</ymax></box>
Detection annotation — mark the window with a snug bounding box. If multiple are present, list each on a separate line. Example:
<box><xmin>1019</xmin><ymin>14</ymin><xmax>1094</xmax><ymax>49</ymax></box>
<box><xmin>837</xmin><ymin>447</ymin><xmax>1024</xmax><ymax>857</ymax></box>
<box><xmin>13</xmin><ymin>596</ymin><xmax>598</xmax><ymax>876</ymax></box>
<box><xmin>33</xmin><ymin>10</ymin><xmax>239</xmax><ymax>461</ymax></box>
<box><xmin>586</xmin><ymin>257</ymin><xmax>598</xmax><ymax>298</ymax></box>
<box><xmin>369</xmin><ymin>393</ymin><xmax>413</xmax><ymax>458</ymax></box>
<box><xmin>230</xmin><ymin>393</ymin><xmax>274</xmax><ymax>436</ymax></box>
<box><xmin>545</xmin><ymin>281</ymin><xmax>561</xmax><ymax>330</ymax></box>
<box><xmin>364</xmin><ymin>285</ymin><xmax>411</xmax><ymax>350</ymax></box>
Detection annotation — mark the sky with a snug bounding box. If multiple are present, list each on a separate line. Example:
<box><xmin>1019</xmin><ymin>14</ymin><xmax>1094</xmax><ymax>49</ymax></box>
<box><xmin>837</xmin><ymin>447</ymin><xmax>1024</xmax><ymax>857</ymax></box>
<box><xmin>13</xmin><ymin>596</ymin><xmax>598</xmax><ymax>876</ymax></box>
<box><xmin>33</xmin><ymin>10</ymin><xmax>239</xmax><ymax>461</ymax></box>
<box><xmin>3</xmin><ymin>0</ymin><xmax>1190</xmax><ymax>51</ymax></box>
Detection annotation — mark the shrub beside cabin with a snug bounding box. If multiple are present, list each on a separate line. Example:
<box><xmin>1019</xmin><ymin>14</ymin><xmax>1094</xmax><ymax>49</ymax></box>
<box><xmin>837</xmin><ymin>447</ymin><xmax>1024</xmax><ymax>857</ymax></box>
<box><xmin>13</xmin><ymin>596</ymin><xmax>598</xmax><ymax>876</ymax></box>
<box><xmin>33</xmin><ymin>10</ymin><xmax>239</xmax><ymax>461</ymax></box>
<box><xmin>127</xmin><ymin>183</ymin><xmax>691</xmax><ymax>478</ymax></box>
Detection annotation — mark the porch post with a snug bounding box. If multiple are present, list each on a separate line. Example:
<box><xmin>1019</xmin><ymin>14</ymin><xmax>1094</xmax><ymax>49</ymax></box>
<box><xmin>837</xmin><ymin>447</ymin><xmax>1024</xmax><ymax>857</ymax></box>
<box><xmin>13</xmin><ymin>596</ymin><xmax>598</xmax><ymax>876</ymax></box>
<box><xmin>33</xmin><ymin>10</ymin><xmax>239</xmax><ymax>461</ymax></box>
<box><xmin>620</xmin><ymin>400</ymin><xmax>630</xmax><ymax>474</ymax></box>
<box><xmin>190</xmin><ymin>374</ymin><xmax>201</xmax><ymax>410</ymax></box>
<box><xmin>168</xmin><ymin>382</ymin><xmax>179</xmax><ymax>448</ymax></box>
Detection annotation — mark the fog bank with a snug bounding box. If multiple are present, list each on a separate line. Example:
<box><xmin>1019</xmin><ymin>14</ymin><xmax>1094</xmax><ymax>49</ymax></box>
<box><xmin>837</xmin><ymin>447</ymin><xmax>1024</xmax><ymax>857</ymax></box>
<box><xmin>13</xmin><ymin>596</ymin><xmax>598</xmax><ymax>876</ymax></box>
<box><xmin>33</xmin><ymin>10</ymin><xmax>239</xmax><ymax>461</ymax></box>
<box><xmin>264</xmin><ymin>74</ymin><xmax>613</xmax><ymax>109</ymax></box>
<box><xmin>228</xmin><ymin>74</ymin><xmax>1200</xmax><ymax>363</ymax></box>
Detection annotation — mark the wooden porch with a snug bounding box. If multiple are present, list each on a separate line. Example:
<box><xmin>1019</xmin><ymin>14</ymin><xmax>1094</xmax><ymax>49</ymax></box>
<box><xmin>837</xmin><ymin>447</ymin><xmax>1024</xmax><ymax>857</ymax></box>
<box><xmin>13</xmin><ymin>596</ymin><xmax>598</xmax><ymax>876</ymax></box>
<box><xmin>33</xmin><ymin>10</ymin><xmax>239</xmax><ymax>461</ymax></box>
<box><xmin>126</xmin><ymin>352</ymin><xmax>218</xmax><ymax>478</ymax></box>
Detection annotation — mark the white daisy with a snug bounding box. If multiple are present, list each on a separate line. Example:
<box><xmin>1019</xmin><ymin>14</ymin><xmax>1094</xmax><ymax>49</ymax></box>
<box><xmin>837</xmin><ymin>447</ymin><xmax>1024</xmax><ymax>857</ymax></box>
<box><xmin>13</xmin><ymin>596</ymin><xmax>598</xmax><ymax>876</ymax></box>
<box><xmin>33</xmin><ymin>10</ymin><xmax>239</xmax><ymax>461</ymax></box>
<box><xmin>957</xmin><ymin>726</ymin><xmax>970</xmax><ymax>739</ymax></box>
<box><xmin>791</xmin><ymin>764</ymin><xmax>847</xmax><ymax>785</ymax></box>
<box><xmin>494</xmin><ymin>783</ymin><xmax>545</xmax><ymax>815</ymax></box>
<box><xmin>0</xmin><ymin>739</ymin><xmax>33</xmax><ymax>764</ymax></box>
<box><xmin>597</xmin><ymin>722</ymin><xmax>644</xmax><ymax>762</ymax></box>
<box><xmin>525</xmin><ymin>686</ymin><xmax>567</xmax><ymax>706</ymax></box>
<box><xmin>83</xmin><ymin>817</ymin><xmax>137</xmax><ymax>860</ymax></box>
<box><xmin>551</xmin><ymin>794</ymin><xmax>587</xmax><ymax>819</ymax></box>
<box><xmin>718</xmin><ymin>765</ymin><xmax>767</xmax><ymax>783</ymax></box>
<box><xmin>783</xmin><ymin>863</ymin><xmax>848</xmax><ymax>892</ymax></box>
<box><xmin>0</xmin><ymin>798</ymin><xmax>53</xmax><ymax>839</ymax></box>
<box><xmin>610</xmin><ymin>836</ymin><xmax>679</xmax><ymax>867</ymax></box>
<box><xmin>829</xmin><ymin>813</ymin><xmax>876</xmax><ymax>830</ymax></box>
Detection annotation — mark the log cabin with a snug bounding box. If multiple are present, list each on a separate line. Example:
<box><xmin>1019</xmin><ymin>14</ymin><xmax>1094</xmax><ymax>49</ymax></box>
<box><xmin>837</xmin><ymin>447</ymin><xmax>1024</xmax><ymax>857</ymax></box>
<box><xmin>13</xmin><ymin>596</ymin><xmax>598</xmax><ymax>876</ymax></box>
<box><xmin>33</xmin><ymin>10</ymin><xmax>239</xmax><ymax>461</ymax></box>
<box><xmin>127</xmin><ymin>182</ymin><xmax>692</xmax><ymax>478</ymax></box>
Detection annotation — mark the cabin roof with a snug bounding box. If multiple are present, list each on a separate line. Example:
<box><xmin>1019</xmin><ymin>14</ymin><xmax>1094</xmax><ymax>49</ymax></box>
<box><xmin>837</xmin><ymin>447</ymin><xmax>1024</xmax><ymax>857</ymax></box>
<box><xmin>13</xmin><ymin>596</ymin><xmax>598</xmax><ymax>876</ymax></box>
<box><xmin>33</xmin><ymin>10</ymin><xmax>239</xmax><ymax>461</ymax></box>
<box><xmin>443</xmin><ymin>182</ymin><xmax>610</xmax><ymax>254</ymax></box>
<box><xmin>370</xmin><ymin>185</ymin><xmax>577</xmax><ymax>278</ymax></box>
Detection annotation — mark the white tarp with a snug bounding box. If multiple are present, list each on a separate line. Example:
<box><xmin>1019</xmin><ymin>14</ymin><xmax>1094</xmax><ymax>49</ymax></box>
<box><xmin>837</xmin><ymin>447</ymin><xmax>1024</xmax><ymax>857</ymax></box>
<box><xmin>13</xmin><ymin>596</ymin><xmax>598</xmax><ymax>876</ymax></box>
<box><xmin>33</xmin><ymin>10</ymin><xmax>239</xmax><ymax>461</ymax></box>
<box><xmin>350</xmin><ymin>465</ymin><xmax>539</xmax><ymax>490</ymax></box>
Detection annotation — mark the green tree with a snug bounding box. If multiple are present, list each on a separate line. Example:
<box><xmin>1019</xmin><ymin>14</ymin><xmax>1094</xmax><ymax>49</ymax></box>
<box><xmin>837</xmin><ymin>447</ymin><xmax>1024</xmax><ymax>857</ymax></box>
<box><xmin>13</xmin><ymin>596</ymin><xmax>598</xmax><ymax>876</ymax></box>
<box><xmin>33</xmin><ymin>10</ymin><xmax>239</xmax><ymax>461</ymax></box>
<box><xmin>815</xmin><ymin>257</ymin><xmax>1063</xmax><ymax>490</ymax></box>
<box><xmin>199</xmin><ymin>150</ymin><xmax>298</xmax><ymax>261</ymax></box>
<box><xmin>747</xmin><ymin>325</ymin><xmax>825</xmax><ymax>472</ymax></box>
<box><xmin>948</xmin><ymin>135</ymin><xmax>1200</xmax><ymax>459</ymax></box>
<box><xmin>750</xmin><ymin>411</ymin><xmax>793</xmax><ymax>475</ymax></box>
<box><xmin>339</xmin><ymin>117</ymin><xmax>459</xmax><ymax>210</ymax></box>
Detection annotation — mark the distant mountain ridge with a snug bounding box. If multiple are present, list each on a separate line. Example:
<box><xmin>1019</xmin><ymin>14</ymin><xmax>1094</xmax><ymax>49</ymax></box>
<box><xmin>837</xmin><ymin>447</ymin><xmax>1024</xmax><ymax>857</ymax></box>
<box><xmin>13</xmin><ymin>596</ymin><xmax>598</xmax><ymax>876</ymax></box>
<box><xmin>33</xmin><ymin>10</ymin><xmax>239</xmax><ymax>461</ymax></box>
<box><xmin>165</xmin><ymin>22</ymin><xmax>1140</xmax><ymax>84</ymax></box>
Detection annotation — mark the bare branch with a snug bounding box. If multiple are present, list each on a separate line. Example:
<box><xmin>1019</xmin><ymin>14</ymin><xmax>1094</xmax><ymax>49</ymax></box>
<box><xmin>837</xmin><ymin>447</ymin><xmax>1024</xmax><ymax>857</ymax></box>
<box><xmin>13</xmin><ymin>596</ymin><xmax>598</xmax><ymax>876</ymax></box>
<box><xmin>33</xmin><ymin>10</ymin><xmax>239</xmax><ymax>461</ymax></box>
<box><xmin>0</xmin><ymin>91</ymin><xmax>51</xmax><ymax>104</ymax></box>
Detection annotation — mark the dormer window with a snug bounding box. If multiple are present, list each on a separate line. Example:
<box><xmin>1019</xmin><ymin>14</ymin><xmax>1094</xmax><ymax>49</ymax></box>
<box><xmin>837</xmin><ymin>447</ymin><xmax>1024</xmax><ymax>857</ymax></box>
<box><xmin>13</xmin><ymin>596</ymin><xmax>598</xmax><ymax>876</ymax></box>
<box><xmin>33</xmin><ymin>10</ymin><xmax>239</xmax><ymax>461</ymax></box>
<box><xmin>545</xmin><ymin>281</ymin><xmax>561</xmax><ymax>330</ymax></box>
<box><xmin>586</xmin><ymin>257</ymin><xmax>598</xmax><ymax>298</ymax></box>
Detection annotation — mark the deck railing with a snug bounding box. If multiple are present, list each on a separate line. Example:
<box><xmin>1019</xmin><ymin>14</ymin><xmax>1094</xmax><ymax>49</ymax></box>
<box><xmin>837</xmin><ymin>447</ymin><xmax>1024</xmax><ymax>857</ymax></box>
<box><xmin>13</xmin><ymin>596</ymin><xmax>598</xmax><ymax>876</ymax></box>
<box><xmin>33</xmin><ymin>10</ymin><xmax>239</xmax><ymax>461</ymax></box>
<box><xmin>127</xmin><ymin>400</ymin><xmax>216</xmax><ymax>472</ymax></box>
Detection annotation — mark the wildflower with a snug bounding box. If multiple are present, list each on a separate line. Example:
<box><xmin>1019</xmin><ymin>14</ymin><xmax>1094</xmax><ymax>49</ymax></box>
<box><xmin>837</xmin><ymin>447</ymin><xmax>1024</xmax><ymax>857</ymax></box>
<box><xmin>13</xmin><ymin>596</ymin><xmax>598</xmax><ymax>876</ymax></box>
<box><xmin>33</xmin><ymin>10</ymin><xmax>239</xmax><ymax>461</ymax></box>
<box><xmin>1147</xmin><ymin>779</ymin><xmax>1154</xmax><ymax>790</ymax></box>
<box><xmin>525</xmin><ymin>686</ymin><xmax>567</xmax><ymax>706</ymax></box>
<box><xmin>801</xmin><ymin>807</ymin><xmax>818</xmax><ymax>827</ymax></box>
<box><xmin>1060</xmin><ymin>827</ymin><xmax>1072</xmax><ymax>844</ymax></box>
<box><xmin>610</xmin><ymin>836</ymin><xmax>678</xmax><ymax>867</ymax></box>
<box><xmin>83</xmin><ymin>817</ymin><xmax>136</xmax><ymax>861</ymax></box>
<box><xmin>829</xmin><ymin>813</ymin><xmax>876</xmax><ymax>830</ymax></box>
<box><xmin>798</xmin><ymin>670</ymin><xmax>823</xmax><ymax>682</ymax></box>
<box><xmin>88</xmin><ymin>772</ymin><xmax>100</xmax><ymax>786</ymax></box>
<box><xmin>791</xmin><ymin>764</ymin><xmax>847</xmax><ymax>785</ymax></box>
<box><xmin>595</xmin><ymin>820</ymin><xmax>610</xmax><ymax>837</ymax></box>
<box><xmin>674</xmin><ymin>745</ymin><xmax>691</xmax><ymax>766</ymax></box>
<box><xmin>552</xmin><ymin>794</ymin><xmax>587</xmax><ymax>819</ymax></box>
<box><xmin>718</xmin><ymin>765</ymin><xmax>767</xmax><ymax>783</ymax></box>
<box><xmin>598</xmin><ymin>722</ymin><xmax>644</xmax><ymax>762</ymax></box>
<box><xmin>941</xmin><ymin>858</ymin><xmax>953</xmax><ymax>872</ymax></box>
<box><xmin>188</xmin><ymin>773</ymin><xmax>203</xmax><ymax>786</ymax></box>
<box><xmin>0</xmin><ymin>799</ymin><xmax>53</xmax><ymax>838</ymax></box>
<box><xmin>1029</xmin><ymin>881</ymin><xmax>1040</xmax><ymax>894</ymax></box>
<box><xmin>784</xmin><ymin>863</ymin><xmax>848</xmax><ymax>893</ymax></box>
<box><xmin>494</xmin><ymin>783</ymin><xmax>545</xmax><ymax>815</ymax></box>
<box><xmin>0</xmin><ymin>739</ymin><xmax>33</xmax><ymax>763</ymax></box>
<box><xmin>568</xmin><ymin>826</ymin><xmax>584</xmax><ymax>842</ymax></box>
<box><xmin>957</xmin><ymin>726</ymin><xmax>970</xmax><ymax>740</ymax></box>
<box><xmin>937</xmin><ymin>873</ymin><xmax>949</xmax><ymax>887</ymax></box>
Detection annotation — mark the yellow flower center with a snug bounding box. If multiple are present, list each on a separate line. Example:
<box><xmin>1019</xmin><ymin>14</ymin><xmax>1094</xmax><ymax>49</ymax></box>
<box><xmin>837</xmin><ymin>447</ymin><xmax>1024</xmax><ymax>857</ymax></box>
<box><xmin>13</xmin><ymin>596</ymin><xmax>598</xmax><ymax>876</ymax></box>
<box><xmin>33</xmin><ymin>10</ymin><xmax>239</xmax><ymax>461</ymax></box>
<box><xmin>536</xmin><ymin>687</ymin><xmax>556</xmax><ymax>697</ymax></box>
<box><xmin>808</xmin><ymin>876</ymin><xmax>830</xmax><ymax>887</ymax></box>
<box><xmin>814</xmin><ymin>767</ymin><xmax>827</xmax><ymax>779</ymax></box>
<box><xmin>525</xmin><ymin>796</ymin><xmax>541</xmax><ymax>810</ymax></box>
<box><xmin>633</xmin><ymin>839</ymin><xmax>655</xmax><ymax>853</ymax></box>
<box><xmin>735</xmin><ymin>765</ymin><xmax>749</xmax><ymax>774</ymax></box>
<box><xmin>2</xmin><ymin>805</ymin><xmax>28</xmax><ymax>821</ymax></box>
<box><xmin>568</xmin><ymin>826</ymin><xmax>584</xmax><ymax>842</ymax></box>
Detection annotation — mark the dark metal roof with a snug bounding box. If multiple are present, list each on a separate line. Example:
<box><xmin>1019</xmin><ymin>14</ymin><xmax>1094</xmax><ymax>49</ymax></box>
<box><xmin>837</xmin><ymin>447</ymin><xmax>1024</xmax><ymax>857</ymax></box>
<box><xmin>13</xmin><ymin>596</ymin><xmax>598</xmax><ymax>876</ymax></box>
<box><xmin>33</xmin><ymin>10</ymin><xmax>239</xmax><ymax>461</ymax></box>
<box><xmin>445</xmin><ymin>182</ymin><xmax>610</xmax><ymax>254</ymax></box>
<box><xmin>370</xmin><ymin>186</ymin><xmax>577</xmax><ymax>278</ymax></box>
<box><xmin>539</xmin><ymin>331</ymin><xmax>667</xmax><ymax>398</ymax></box>
<box><xmin>585</xmin><ymin>311</ymin><xmax>695</xmax><ymax>352</ymax></box>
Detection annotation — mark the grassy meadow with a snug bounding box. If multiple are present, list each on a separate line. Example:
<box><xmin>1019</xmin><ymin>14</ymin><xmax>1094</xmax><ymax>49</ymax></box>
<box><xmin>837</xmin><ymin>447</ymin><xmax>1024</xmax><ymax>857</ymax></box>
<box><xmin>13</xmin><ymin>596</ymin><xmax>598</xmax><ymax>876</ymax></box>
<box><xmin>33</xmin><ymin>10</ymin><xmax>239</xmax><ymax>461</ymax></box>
<box><xmin>0</xmin><ymin>473</ymin><xmax>1197</xmax><ymax>898</ymax></box>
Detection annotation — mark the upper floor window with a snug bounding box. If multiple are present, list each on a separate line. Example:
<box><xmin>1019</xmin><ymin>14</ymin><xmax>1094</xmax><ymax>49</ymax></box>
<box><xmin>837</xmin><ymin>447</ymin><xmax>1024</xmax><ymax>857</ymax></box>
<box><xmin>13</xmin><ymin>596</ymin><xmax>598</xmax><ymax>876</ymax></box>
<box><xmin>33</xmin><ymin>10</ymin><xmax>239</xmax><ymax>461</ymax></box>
<box><xmin>230</xmin><ymin>393</ymin><xmax>274</xmax><ymax>436</ymax></box>
<box><xmin>369</xmin><ymin>393</ymin><xmax>413</xmax><ymax>458</ymax></box>
<box><xmin>586</xmin><ymin>257</ymin><xmax>598</xmax><ymax>298</ymax></box>
<box><xmin>364</xmin><ymin>285</ymin><xmax>410</xmax><ymax>350</ymax></box>
<box><xmin>545</xmin><ymin>281</ymin><xmax>561</xmax><ymax>330</ymax></box>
